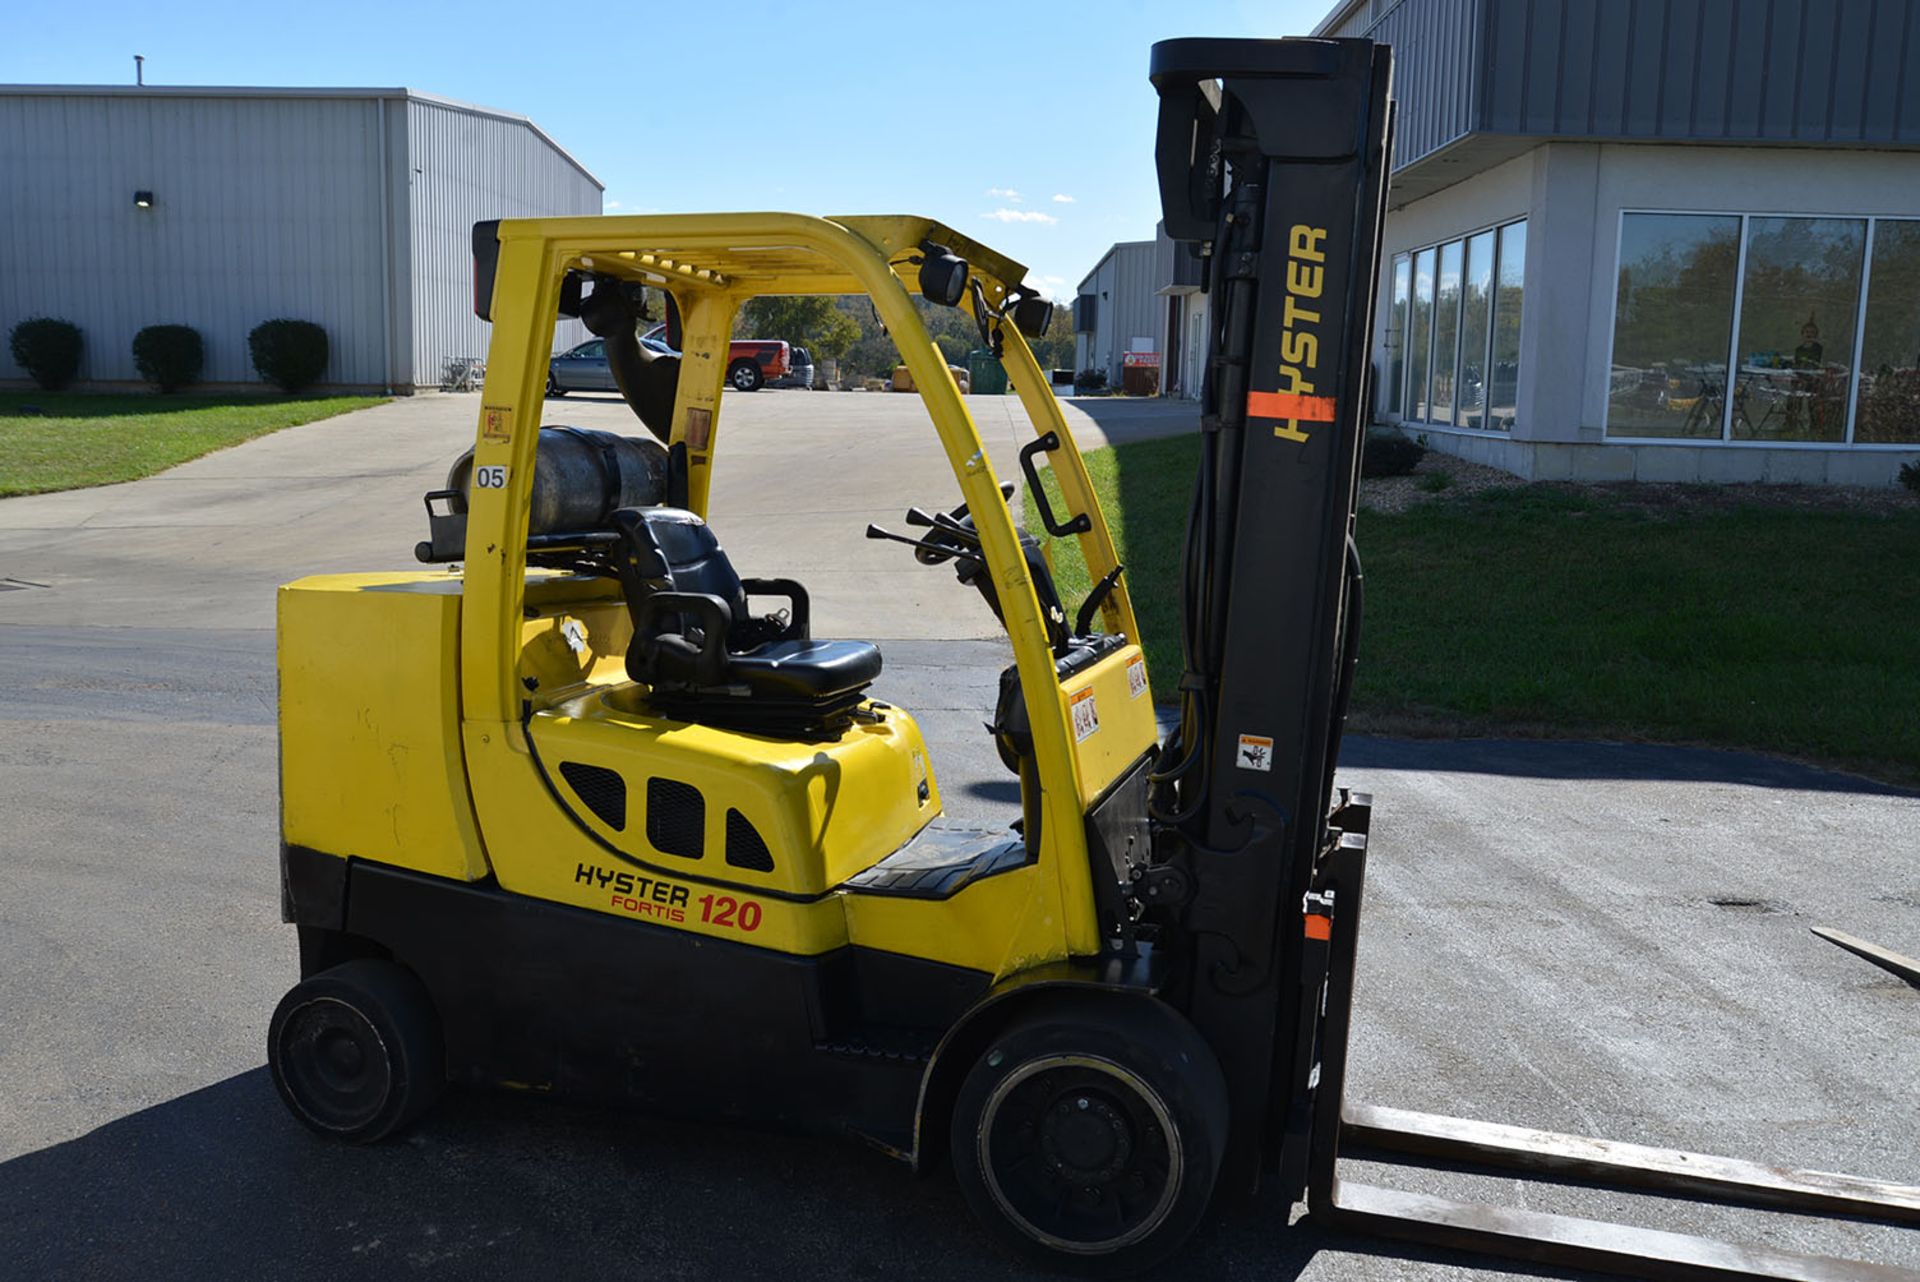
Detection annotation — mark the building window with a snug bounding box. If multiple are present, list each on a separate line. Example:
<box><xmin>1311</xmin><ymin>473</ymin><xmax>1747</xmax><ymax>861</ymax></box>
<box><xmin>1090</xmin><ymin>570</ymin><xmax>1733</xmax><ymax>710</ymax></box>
<box><xmin>1430</xmin><ymin>241</ymin><xmax>1463</xmax><ymax>424</ymax></box>
<box><xmin>1408</xmin><ymin>246</ymin><xmax>1435</xmax><ymax>421</ymax></box>
<box><xmin>1606</xmin><ymin>214</ymin><xmax>1742</xmax><ymax>438</ymax></box>
<box><xmin>1731</xmin><ymin>218</ymin><xmax>1864</xmax><ymax>443</ymax></box>
<box><xmin>1392</xmin><ymin>219</ymin><xmax>1525</xmax><ymax>431</ymax></box>
<box><xmin>1489</xmin><ymin>221</ymin><xmax>1525</xmax><ymax>431</ymax></box>
<box><xmin>1858</xmin><ymin>220</ymin><xmax>1920</xmax><ymax>444</ymax></box>
<box><xmin>1388</xmin><ymin>255</ymin><xmax>1411</xmax><ymax>416</ymax></box>
<box><xmin>1607</xmin><ymin>211</ymin><xmax>1913</xmax><ymax>445</ymax></box>
<box><xmin>1456</xmin><ymin>230</ymin><xmax>1495</xmax><ymax>428</ymax></box>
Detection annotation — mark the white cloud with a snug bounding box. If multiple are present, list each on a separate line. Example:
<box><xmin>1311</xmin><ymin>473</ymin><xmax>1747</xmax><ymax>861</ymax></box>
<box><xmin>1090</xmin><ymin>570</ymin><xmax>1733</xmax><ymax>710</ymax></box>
<box><xmin>982</xmin><ymin>209</ymin><xmax>1058</xmax><ymax>225</ymax></box>
<box><xmin>604</xmin><ymin>200</ymin><xmax>623</xmax><ymax>210</ymax></box>
<box><xmin>1051</xmin><ymin>193</ymin><xmax>1075</xmax><ymax>203</ymax></box>
<box><xmin>986</xmin><ymin>186</ymin><xmax>1023</xmax><ymax>202</ymax></box>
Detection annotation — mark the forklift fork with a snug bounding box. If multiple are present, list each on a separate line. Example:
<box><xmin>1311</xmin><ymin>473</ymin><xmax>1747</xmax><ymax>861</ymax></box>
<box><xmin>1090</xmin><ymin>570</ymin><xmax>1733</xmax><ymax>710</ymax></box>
<box><xmin>1303</xmin><ymin>808</ymin><xmax>1920</xmax><ymax>1282</ymax></box>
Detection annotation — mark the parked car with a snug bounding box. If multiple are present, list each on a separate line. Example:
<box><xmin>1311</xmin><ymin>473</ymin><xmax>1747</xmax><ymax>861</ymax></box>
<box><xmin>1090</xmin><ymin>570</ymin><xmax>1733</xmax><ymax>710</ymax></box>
<box><xmin>641</xmin><ymin>325</ymin><xmax>789</xmax><ymax>392</ymax></box>
<box><xmin>770</xmin><ymin>345</ymin><xmax>815</xmax><ymax>390</ymax></box>
<box><xmin>546</xmin><ymin>335</ymin><xmax>674</xmax><ymax>396</ymax></box>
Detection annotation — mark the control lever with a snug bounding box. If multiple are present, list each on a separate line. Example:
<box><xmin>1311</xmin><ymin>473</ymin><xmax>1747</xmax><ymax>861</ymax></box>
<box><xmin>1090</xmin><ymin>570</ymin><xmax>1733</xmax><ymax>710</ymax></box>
<box><xmin>1075</xmin><ymin>564</ymin><xmax>1125</xmax><ymax>637</ymax></box>
<box><xmin>865</xmin><ymin>524</ymin><xmax>977</xmax><ymax>561</ymax></box>
<box><xmin>906</xmin><ymin>506</ymin><xmax>982</xmax><ymax>544</ymax></box>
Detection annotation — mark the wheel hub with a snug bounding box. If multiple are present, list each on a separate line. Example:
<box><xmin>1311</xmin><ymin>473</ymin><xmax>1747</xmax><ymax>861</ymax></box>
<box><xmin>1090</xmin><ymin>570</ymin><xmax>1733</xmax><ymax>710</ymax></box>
<box><xmin>276</xmin><ymin>997</ymin><xmax>392</xmax><ymax>1131</ymax></box>
<box><xmin>978</xmin><ymin>1054</ymin><xmax>1183</xmax><ymax>1254</ymax></box>
<box><xmin>1040</xmin><ymin>1094</ymin><xmax>1133</xmax><ymax>1183</ymax></box>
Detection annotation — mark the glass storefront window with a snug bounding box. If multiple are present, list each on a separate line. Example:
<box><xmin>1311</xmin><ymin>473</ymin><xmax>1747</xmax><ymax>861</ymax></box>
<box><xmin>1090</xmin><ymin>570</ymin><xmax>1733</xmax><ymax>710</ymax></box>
<box><xmin>1389</xmin><ymin>255</ymin><xmax>1410</xmax><ymax>417</ymax></box>
<box><xmin>1606</xmin><ymin>214</ymin><xmax>1741</xmax><ymax>438</ymax></box>
<box><xmin>1456</xmin><ymin>230</ymin><xmax>1495</xmax><ymax>428</ymax></box>
<box><xmin>1387</xmin><ymin>221</ymin><xmax>1524</xmax><ymax>428</ymax></box>
<box><xmin>1730</xmin><ymin>218</ymin><xmax>1865</xmax><ymax>443</ymax></box>
<box><xmin>1409</xmin><ymin>247</ymin><xmax>1434</xmax><ymax>420</ymax></box>
<box><xmin>1854</xmin><ymin>220</ymin><xmax>1920</xmax><ymax>444</ymax></box>
<box><xmin>1430</xmin><ymin>241</ymin><xmax>1463</xmax><ymax>424</ymax></box>
<box><xmin>1488</xmin><ymin>222</ymin><xmax>1525</xmax><ymax>431</ymax></box>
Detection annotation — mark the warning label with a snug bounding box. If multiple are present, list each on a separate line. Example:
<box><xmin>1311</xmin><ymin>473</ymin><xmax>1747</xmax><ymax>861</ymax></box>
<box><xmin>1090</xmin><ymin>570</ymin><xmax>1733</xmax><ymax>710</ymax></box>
<box><xmin>1236</xmin><ymin>733</ymin><xmax>1274</xmax><ymax>772</ymax></box>
<box><xmin>480</xmin><ymin>404</ymin><xmax>512</xmax><ymax>443</ymax></box>
<box><xmin>1070</xmin><ymin>687</ymin><xmax>1101</xmax><ymax>742</ymax></box>
<box><xmin>1125</xmin><ymin>654</ymin><xmax>1148</xmax><ymax>699</ymax></box>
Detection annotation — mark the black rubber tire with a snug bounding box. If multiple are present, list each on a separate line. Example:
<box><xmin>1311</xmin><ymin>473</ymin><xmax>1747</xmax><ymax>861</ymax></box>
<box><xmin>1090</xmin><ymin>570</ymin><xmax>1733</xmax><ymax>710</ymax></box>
<box><xmin>268</xmin><ymin>959</ymin><xmax>444</xmax><ymax>1144</ymax></box>
<box><xmin>950</xmin><ymin>1000</ymin><xmax>1229</xmax><ymax>1276</ymax></box>
<box><xmin>728</xmin><ymin>359</ymin><xmax>764</xmax><ymax>392</ymax></box>
<box><xmin>547</xmin><ymin>371</ymin><xmax>564</xmax><ymax>397</ymax></box>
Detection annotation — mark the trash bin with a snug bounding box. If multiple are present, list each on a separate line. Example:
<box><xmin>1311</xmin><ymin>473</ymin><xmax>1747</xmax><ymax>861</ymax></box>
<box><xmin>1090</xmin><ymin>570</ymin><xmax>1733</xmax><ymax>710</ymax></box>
<box><xmin>967</xmin><ymin>349</ymin><xmax>1010</xmax><ymax>396</ymax></box>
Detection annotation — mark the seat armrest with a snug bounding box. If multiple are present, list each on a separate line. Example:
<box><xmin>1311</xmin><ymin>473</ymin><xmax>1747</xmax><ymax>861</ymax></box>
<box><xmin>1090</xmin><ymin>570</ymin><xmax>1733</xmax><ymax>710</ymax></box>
<box><xmin>635</xmin><ymin>591</ymin><xmax>733</xmax><ymax>685</ymax></box>
<box><xmin>739</xmin><ymin>577</ymin><xmax>810</xmax><ymax>640</ymax></box>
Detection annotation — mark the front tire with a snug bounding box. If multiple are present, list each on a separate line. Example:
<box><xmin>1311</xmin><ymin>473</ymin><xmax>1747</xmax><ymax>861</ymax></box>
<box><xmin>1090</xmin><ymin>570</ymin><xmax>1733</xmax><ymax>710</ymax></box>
<box><xmin>268</xmin><ymin>959</ymin><xmax>444</xmax><ymax>1143</ymax></box>
<box><xmin>950</xmin><ymin>1002</ymin><xmax>1228</xmax><ymax>1276</ymax></box>
<box><xmin>729</xmin><ymin>359</ymin><xmax>764</xmax><ymax>392</ymax></box>
<box><xmin>547</xmin><ymin>371</ymin><xmax>565</xmax><ymax>397</ymax></box>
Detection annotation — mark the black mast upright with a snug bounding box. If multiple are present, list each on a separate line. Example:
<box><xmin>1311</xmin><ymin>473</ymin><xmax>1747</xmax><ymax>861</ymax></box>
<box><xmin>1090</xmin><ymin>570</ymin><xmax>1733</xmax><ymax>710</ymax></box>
<box><xmin>1148</xmin><ymin>37</ymin><xmax>1393</xmax><ymax>1192</ymax></box>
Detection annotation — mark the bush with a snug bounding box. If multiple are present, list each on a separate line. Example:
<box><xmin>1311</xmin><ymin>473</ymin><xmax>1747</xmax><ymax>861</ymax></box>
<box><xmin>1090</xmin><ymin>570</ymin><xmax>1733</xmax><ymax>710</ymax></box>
<box><xmin>9</xmin><ymin>317</ymin><xmax>84</xmax><ymax>390</ymax></box>
<box><xmin>1074</xmin><ymin>367</ymin><xmax>1108</xmax><ymax>393</ymax></box>
<box><xmin>248</xmin><ymin>319</ymin><xmax>329</xmax><ymax>392</ymax></box>
<box><xmin>1362</xmin><ymin>427</ymin><xmax>1426</xmax><ymax>478</ymax></box>
<box><xmin>1901</xmin><ymin>460</ymin><xmax>1920</xmax><ymax>495</ymax></box>
<box><xmin>132</xmin><ymin>324</ymin><xmax>204</xmax><ymax>393</ymax></box>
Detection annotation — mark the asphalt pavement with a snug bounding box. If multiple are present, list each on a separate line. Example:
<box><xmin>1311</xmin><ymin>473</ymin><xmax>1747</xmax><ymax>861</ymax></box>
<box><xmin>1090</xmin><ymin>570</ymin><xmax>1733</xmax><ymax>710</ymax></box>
<box><xmin>1</xmin><ymin>389</ymin><xmax>1916</xmax><ymax>1281</ymax></box>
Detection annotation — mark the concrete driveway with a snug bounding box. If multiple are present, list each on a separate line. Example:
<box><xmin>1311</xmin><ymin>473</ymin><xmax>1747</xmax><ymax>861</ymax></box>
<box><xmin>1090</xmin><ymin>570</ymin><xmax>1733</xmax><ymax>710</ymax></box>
<box><xmin>0</xmin><ymin>389</ymin><xmax>1192</xmax><ymax>637</ymax></box>
<box><xmin>1</xmin><ymin>389</ymin><xmax>1917</xmax><ymax>1281</ymax></box>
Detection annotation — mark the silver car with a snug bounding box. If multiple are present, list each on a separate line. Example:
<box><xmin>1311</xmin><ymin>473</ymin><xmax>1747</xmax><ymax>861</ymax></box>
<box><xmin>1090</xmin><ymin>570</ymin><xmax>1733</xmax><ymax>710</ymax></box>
<box><xmin>547</xmin><ymin>336</ymin><xmax>674</xmax><ymax>396</ymax></box>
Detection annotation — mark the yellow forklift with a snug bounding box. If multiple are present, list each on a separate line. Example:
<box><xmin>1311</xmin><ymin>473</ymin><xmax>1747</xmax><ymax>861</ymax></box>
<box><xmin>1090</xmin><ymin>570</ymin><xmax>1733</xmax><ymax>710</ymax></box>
<box><xmin>271</xmin><ymin>37</ymin><xmax>1920</xmax><ymax>1279</ymax></box>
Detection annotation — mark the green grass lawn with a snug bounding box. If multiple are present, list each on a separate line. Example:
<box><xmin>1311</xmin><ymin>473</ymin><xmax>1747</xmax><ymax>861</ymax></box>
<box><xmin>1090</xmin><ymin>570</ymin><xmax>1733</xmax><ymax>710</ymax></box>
<box><xmin>1032</xmin><ymin>433</ymin><xmax>1920</xmax><ymax>784</ymax></box>
<box><xmin>0</xmin><ymin>391</ymin><xmax>386</xmax><ymax>497</ymax></box>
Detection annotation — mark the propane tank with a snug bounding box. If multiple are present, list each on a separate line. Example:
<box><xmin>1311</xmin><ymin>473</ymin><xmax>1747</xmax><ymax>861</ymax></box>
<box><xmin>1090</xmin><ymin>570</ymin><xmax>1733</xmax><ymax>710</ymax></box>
<box><xmin>445</xmin><ymin>427</ymin><xmax>670</xmax><ymax>534</ymax></box>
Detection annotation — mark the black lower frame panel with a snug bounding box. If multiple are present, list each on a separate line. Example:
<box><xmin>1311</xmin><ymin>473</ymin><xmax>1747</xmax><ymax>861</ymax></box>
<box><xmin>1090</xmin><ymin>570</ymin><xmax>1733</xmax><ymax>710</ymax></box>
<box><xmin>314</xmin><ymin>857</ymin><xmax>993</xmax><ymax>1156</ymax></box>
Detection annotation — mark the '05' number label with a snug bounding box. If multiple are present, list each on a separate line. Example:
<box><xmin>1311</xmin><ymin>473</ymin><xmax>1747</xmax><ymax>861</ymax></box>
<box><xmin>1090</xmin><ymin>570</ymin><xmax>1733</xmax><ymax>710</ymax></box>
<box><xmin>474</xmin><ymin>465</ymin><xmax>508</xmax><ymax>489</ymax></box>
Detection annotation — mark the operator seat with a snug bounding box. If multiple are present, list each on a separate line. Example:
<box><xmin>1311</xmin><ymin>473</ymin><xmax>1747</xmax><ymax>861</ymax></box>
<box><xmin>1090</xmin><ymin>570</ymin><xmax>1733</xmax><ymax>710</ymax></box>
<box><xmin>607</xmin><ymin>506</ymin><xmax>882</xmax><ymax>737</ymax></box>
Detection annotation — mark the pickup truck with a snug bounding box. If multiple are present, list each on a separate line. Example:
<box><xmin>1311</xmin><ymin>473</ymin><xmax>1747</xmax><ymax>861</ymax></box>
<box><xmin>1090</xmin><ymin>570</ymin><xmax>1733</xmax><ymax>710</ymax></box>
<box><xmin>641</xmin><ymin>325</ymin><xmax>790</xmax><ymax>392</ymax></box>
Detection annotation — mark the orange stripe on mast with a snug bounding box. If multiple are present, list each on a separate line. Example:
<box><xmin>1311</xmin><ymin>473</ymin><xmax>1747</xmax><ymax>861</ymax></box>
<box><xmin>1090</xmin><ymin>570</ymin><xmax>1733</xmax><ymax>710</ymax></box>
<box><xmin>1247</xmin><ymin>390</ymin><xmax>1338</xmax><ymax>422</ymax></box>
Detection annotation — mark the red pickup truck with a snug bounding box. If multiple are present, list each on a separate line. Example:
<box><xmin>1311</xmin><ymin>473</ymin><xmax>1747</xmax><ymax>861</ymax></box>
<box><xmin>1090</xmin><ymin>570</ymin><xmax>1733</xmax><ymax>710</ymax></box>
<box><xmin>642</xmin><ymin>325</ymin><xmax>789</xmax><ymax>392</ymax></box>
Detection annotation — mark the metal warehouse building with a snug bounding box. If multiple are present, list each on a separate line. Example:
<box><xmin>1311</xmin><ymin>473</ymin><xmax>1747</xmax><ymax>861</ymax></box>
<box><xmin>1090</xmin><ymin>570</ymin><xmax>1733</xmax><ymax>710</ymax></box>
<box><xmin>0</xmin><ymin>85</ymin><xmax>600</xmax><ymax>392</ymax></box>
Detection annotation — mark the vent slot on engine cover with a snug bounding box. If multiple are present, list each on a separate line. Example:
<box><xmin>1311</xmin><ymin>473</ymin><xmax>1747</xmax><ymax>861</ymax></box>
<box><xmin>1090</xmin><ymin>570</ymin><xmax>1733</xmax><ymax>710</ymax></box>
<box><xmin>725</xmin><ymin>808</ymin><xmax>775</xmax><ymax>872</ymax></box>
<box><xmin>647</xmin><ymin>777</ymin><xmax>706</xmax><ymax>859</ymax></box>
<box><xmin>559</xmin><ymin>761</ymin><xmax>627</xmax><ymax>831</ymax></box>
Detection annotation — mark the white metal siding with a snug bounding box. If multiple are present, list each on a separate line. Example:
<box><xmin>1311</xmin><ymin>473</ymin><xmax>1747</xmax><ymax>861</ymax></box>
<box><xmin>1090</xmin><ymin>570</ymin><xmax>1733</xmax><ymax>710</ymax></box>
<box><xmin>1074</xmin><ymin>242</ymin><xmax>1158</xmax><ymax>384</ymax></box>
<box><xmin>0</xmin><ymin>93</ymin><xmax>388</xmax><ymax>385</ymax></box>
<box><xmin>405</xmin><ymin>100</ymin><xmax>599</xmax><ymax>389</ymax></box>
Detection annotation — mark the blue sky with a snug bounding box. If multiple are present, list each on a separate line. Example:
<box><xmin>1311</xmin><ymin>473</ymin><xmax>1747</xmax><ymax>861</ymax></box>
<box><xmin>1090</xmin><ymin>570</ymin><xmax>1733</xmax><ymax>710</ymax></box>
<box><xmin>6</xmin><ymin>0</ymin><xmax>1333</xmax><ymax>297</ymax></box>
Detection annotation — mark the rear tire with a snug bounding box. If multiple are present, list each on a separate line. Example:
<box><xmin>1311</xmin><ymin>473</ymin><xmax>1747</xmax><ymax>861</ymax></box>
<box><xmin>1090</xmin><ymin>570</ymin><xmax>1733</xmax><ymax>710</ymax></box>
<box><xmin>729</xmin><ymin>359</ymin><xmax>764</xmax><ymax>392</ymax></box>
<box><xmin>950</xmin><ymin>1001</ymin><xmax>1228</xmax><ymax>1276</ymax></box>
<box><xmin>268</xmin><ymin>959</ymin><xmax>444</xmax><ymax>1143</ymax></box>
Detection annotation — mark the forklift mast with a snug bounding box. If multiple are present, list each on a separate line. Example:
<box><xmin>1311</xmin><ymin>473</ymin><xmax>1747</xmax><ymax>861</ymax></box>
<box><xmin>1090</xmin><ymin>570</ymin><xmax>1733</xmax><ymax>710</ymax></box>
<box><xmin>1147</xmin><ymin>37</ymin><xmax>1392</xmax><ymax>1191</ymax></box>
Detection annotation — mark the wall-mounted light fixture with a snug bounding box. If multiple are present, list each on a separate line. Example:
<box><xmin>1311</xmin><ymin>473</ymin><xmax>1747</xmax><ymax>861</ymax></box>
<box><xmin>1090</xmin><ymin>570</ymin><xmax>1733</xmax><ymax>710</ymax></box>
<box><xmin>133</xmin><ymin>190</ymin><xmax>154</xmax><ymax>210</ymax></box>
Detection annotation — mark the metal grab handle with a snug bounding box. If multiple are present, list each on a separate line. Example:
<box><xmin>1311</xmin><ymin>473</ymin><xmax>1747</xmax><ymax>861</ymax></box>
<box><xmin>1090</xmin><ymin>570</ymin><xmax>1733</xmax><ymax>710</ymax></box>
<box><xmin>1016</xmin><ymin>432</ymin><xmax>1093</xmax><ymax>537</ymax></box>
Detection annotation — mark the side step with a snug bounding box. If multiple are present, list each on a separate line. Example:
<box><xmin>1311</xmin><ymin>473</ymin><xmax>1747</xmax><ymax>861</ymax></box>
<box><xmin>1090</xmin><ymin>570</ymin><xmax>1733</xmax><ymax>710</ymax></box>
<box><xmin>1326</xmin><ymin>1180</ymin><xmax>1920</xmax><ymax>1282</ymax></box>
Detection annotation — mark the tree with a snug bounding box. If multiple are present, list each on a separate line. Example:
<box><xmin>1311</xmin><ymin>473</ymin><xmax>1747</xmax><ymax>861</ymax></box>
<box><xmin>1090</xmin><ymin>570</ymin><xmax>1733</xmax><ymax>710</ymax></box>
<box><xmin>737</xmin><ymin>295</ymin><xmax>861</xmax><ymax>361</ymax></box>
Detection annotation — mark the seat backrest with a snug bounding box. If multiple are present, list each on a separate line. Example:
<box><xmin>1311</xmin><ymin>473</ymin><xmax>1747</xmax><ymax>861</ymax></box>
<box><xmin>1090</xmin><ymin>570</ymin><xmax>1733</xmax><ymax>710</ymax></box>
<box><xmin>613</xmin><ymin>507</ymin><xmax>750</xmax><ymax>628</ymax></box>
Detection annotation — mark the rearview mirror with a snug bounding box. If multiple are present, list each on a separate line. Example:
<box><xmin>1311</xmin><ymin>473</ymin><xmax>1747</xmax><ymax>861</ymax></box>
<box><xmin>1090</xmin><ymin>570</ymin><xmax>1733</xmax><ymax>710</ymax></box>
<box><xmin>1012</xmin><ymin>296</ymin><xmax>1054</xmax><ymax>339</ymax></box>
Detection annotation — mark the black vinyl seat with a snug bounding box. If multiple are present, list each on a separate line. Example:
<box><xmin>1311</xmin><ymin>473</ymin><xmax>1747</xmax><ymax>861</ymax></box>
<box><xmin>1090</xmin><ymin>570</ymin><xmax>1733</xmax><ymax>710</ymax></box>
<box><xmin>608</xmin><ymin>507</ymin><xmax>881</xmax><ymax>736</ymax></box>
